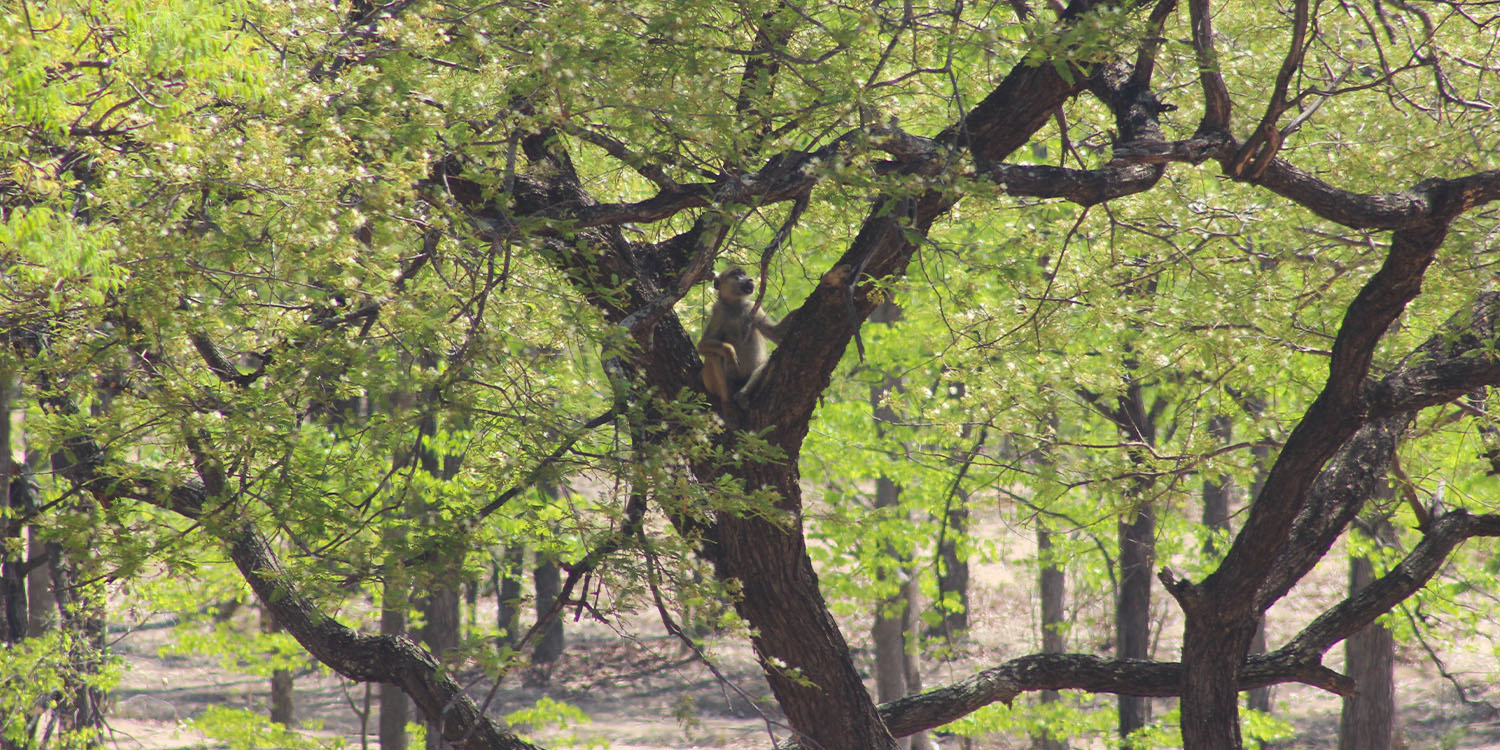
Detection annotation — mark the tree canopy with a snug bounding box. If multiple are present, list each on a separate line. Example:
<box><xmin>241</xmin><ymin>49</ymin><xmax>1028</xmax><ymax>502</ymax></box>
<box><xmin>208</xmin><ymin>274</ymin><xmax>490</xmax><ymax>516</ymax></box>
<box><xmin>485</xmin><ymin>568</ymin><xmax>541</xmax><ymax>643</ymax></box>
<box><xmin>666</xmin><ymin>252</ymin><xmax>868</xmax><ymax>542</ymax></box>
<box><xmin>4</xmin><ymin>0</ymin><xmax>1500</xmax><ymax>749</ymax></box>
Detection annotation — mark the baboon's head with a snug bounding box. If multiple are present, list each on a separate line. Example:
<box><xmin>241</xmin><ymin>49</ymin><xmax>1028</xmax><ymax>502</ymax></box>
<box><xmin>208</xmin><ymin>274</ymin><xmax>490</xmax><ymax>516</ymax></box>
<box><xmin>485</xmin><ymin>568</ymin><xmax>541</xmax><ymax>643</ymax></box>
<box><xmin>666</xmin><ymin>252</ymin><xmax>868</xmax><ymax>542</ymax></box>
<box><xmin>715</xmin><ymin>268</ymin><xmax>755</xmax><ymax>301</ymax></box>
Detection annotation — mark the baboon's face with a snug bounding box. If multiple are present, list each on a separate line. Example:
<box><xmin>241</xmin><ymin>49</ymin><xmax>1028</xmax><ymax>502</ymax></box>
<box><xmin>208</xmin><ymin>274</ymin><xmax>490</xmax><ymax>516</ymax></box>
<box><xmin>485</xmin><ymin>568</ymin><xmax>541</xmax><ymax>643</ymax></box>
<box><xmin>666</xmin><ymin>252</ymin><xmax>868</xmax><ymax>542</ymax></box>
<box><xmin>716</xmin><ymin>269</ymin><xmax>754</xmax><ymax>300</ymax></box>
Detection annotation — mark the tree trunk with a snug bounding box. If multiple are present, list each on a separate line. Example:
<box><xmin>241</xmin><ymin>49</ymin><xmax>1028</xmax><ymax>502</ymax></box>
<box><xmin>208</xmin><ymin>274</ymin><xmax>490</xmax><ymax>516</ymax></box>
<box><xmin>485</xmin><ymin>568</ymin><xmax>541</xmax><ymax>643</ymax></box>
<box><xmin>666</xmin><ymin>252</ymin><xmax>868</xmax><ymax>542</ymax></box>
<box><xmin>931</xmin><ymin>492</ymin><xmax>970</xmax><ymax>641</ymax></box>
<box><xmin>712</xmin><ymin>456</ymin><xmax>900</xmax><ymax>750</ymax></box>
<box><xmin>421</xmin><ymin>579</ymin><xmax>461</xmax><ymax>750</ymax></box>
<box><xmin>495</xmin><ymin>546</ymin><xmax>525</xmax><ymax>648</ymax></box>
<box><xmin>871</xmin><ymin>477</ymin><xmax>912</xmax><ymax>750</ymax></box>
<box><xmin>262</xmin><ymin>606</ymin><xmax>296</xmax><ymax>726</ymax></box>
<box><xmin>529</xmin><ymin>484</ymin><xmax>566</xmax><ymax>668</ymax></box>
<box><xmin>531</xmin><ymin>559</ymin><xmax>564</xmax><ymax>666</ymax></box>
<box><xmin>1179</xmin><ymin>611</ymin><xmax>1259</xmax><ymax>750</ymax></box>
<box><xmin>1203</xmin><ymin>414</ymin><xmax>1272</xmax><ymax>714</ymax></box>
<box><xmin>1034</xmin><ymin>527</ymin><xmax>1069</xmax><ymax>750</ymax></box>
<box><xmin>901</xmin><ymin>572</ymin><xmax>934</xmax><ymax>750</ymax></box>
<box><xmin>25</xmin><ymin>528</ymin><xmax>57</xmax><ymax>638</ymax></box>
<box><xmin>1339</xmin><ymin>522</ymin><xmax>1396</xmax><ymax>750</ymax></box>
<box><xmin>380</xmin><ymin>576</ymin><xmax>410</xmax><ymax>750</ymax></box>
<box><xmin>1116</xmin><ymin>502</ymin><xmax>1155</xmax><ymax>741</ymax></box>
<box><xmin>50</xmin><ymin>546</ymin><xmax>107</xmax><ymax>742</ymax></box>
<box><xmin>865</xmin><ymin>302</ymin><xmax>931</xmax><ymax>750</ymax></box>
<box><xmin>0</xmin><ymin>374</ymin><xmax>26</xmax><ymax>645</ymax></box>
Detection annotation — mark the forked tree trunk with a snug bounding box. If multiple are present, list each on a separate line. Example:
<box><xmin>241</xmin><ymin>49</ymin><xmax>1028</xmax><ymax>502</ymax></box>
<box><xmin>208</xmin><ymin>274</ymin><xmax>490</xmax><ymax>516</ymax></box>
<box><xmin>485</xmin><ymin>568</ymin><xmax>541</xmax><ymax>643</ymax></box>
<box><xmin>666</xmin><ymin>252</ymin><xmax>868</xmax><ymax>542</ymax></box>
<box><xmin>1179</xmin><ymin>613</ymin><xmax>1259</xmax><ymax>750</ymax></box>
<box><xmin>1203</xmin><ymin>415</ymin><xmax>1272</xmax><ymax>714</ymax></box>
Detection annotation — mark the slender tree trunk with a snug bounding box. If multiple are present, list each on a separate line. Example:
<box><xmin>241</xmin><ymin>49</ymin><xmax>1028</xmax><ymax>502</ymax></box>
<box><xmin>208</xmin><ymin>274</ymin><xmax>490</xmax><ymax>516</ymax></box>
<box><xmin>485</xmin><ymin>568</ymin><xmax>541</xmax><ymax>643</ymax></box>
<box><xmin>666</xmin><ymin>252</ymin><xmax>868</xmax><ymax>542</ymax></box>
<box><xmin>1116</xmin><ymin>502</ymin><xmax>1155</xmax><ymax>741</ymax></box>
<box><xmin>50</xmin><ymin>545</ymin><xmax>106</xmax><ymax>742</ymax></box>
<box><xmin>415</xmin><ymin>411</ymin><xmax>464</xmax><ymax>750</ymax></box>
<box><xmin>1339</xmin><ymin>519</ymin><xmax>1397</xmax><ymax>750</ymax></box>
<box><xmin>901</xmin><ymin>571</ymin><xmax>934</xmax><ymax>750</ymax></box>
<box><xmin>931</xmin><ymin>490</ymin><xmax>970</xmax><ymax>641</ymax></box>
<box><xmin>530</xmin><ymin>484</ymin><xmax>566</xmax><ymax>668</ymax></box>
<box><xmin>379</xmin><ymin>576</ymin><xmax>410</xmax><ymax>750</ymax></box>
<box><xmin>865</xmin><ymin>298</ymin><xmax>931</xmax><ymax>750</ymax></box>
<box><xmin>871</xmin><ymin>477</ymin><xmax>912</xmax><ymax>750</ymax></box>
<box><xmin>0</xmin><ymin>372</ymin><xmax>27</xmax><ymax>645</ymax></box>
<box><xmin>531</xmin><ymin>559</ymin><xmax>564</xmax><ymax>666</ymax></box>
<box><xmin>1107</xmin><ymin>378</ymin><xmax>1158</xmax><ymax>744</ymax></box>
<box><xmin>495</xmin><ymin>547</ymin><xmax>525</xmax><ymax>647</ymax></box>
<box><xmin>1202</xmin><ymin>414</ymin><xmax>1272</xmax><ymax>714</ymax></box>
<box><xmin>1034</xmin><ymin>527</ymin><xmax>1068</xmax><ymax>750</ymax></box>
<box><xmin>25</xmin><ymin>528</ymin><xmax>57</xmax><ymax>638</ymax></box>
<box><xmin>261</xmin><ymin>606</ymin><xmax>296</xmax><ymax>726</ymax></box>
<box><xmin>421</xmin><ymin>580</ymin><xmax>461</xmax><ymax>750</ymax></box>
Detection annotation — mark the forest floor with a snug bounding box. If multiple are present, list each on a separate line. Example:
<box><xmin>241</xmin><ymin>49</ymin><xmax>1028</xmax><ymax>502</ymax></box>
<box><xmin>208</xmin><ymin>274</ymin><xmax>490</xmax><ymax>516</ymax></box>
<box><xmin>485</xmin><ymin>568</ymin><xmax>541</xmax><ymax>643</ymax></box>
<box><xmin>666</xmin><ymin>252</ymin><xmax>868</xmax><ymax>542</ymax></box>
<box><xmin>102</xmin><ymin>528</ymin><xmax>1500</xmax><ymax>750</ymax></box>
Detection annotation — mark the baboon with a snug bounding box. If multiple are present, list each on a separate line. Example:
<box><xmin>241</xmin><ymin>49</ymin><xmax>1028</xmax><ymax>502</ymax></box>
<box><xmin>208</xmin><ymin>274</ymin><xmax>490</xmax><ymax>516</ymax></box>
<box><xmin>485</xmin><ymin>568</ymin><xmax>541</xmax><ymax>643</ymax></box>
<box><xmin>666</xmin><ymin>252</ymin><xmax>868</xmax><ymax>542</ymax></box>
<box><xmin>698</xmin><ymin>267</ymin><xmax>784</xmax><ymax>406</ymax></box>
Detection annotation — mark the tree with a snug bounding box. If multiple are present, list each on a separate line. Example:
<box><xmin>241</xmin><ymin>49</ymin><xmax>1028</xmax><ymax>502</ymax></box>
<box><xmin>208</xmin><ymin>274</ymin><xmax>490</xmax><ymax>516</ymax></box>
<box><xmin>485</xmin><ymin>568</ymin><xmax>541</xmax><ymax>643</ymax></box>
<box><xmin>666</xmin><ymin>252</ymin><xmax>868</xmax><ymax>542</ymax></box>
<box><xmin>7</xmin><ymin>2</ymin><xmax>1500</xmax><ymax>750</ymax></box>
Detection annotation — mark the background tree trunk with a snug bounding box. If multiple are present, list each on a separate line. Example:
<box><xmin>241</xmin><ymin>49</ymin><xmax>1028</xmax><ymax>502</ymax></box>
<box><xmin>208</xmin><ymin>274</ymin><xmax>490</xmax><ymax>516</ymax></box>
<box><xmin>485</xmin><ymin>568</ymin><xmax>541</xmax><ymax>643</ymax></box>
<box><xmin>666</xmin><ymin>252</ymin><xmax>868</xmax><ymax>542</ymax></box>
<box><xmin>531</xmin><ymin>559</ymin><xmax>564</xmax><ymax>667</ymax></box>
<box><xmin>1</xmin><ymin>373</ymin><xmax>27</xmax><ymax>645</ymax></box>
<box><xmin>25</xmin><ymin>527</ymin><xmax>57</xmax><ymax>638</ymax></box>
<box><xmin>931</xmin><ymin>490</ymin><xmax>970</xmax><ymax>641</ymax></box>
<box><xmin>380</xmin><ymin>576</ymin><xmax>410</xmax><ymax>750</ymax></box>
<box><xmin>871</xmin><ymin>479</ymin><xmax>909</xmax><ymax>709</ymax></box>
<box><xmin>495</xmin><ymin>546</ymin><xmax>525</xmax><ymax>648</ymax></box>
<box><xmin>261</xmin><ymin>606</ymin><xmax>296</xmax><ymax>726</ymax></box>
<box><xmin>1034</xmin><ymin>527</ymin><xmax>1069</xmax><ymax>750</ymax></box>
<box><xmin>1116</xmin><ymin>502</ymin><xmax>1155</xmax><ymax>741</ymax></box>
<box><xmin>1339</xmin><ymin>517</ymin><xmax>1398</xmax><ymax>750</ymax></box>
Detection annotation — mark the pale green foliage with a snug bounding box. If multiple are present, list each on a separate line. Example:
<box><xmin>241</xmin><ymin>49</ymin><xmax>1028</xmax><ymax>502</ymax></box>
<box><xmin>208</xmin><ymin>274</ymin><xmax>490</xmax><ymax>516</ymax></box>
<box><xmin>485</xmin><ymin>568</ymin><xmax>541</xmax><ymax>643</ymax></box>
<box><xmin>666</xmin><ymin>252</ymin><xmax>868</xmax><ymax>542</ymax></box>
<box><xmin>3</xmin><ymin>0</ymin><xmax>1499</xmax><ymax>745</ymax></box>
<box><xmin>505</xmin><ymin>697</ymin><xmax>608</xmax><ymax>750</ymax></box>
<box><xmin>192</xmin><ymin>706</ymin><xmax>342</xmax><ymax>750</ymax></box>
<box><xmin>0</xmin><ymin>630</ymin><xmax>118</xmax><ymax>750</ymax></box>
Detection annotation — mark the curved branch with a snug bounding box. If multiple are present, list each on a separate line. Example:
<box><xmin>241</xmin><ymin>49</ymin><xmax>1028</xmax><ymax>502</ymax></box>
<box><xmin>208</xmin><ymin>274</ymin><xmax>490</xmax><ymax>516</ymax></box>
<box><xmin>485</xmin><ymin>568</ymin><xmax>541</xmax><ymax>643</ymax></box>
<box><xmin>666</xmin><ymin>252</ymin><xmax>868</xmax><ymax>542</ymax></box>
<box><xmin>46</xmin><ymin>415</ymin><xmax>541</xmax><ymax>750</ymax></box>
<box><xmin>980</xmin><ymin>162</ymin><xmax>1163</xmax><ymax>206</ymax></box>
<box><xmin>1366</xmin><ymin>290</ymin><xmax>1500</xmax><ymax>417</ymax></box>
<box><xmin>1275</xmin><ymin>509</ymin><xmax>1500</xmax><ymax>662</ymax></box>
<box><xmin>1189</xmin><ymin>0</ymin><xmax>1232</xmax><ymax>133</ymax></box>
<box><xmin>873</xmin><ymin>650</ymin><xmax>1351</xmax><ymax>740</ymax></box>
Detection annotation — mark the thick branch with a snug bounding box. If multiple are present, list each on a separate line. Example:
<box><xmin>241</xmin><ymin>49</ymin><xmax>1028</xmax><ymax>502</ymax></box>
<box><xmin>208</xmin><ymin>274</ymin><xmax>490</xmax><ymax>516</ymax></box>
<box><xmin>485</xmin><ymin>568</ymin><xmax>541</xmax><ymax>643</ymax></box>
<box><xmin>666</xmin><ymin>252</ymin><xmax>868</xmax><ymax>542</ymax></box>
<box><xmin>877</xmin><ymin>507</ymin><xmax>1500</xmax><ymax>739</ymax></box>
<box><xmin>1366</xmin><ymin>291</ymin><xmax>1500</xmax><ymax>417</ymax></box>
<box><xmin>874</xmin><ymin>651</ymin><xmax>1349</xmax><ymax>739</ymax></box>
<box><xmin>1249</xmin><ymin>164</ymin><xmax>1500</xmax><ymax>231</ymax></box>
<box><xmin>1189</xmin><ymin>0</ymin><xmax>1232</xmax><ymax>133</ymax></box>
<box><xmin>1274</xmin><ymin>509</ymin><xmax>1500</xmax><ymax>661</ymax></box>
<box><xmin>1205</xmin><ymin>222</ymin><xmax>1447</xmax><ymax>611</ymax></box>
<box><xmin>980</xmin><ymin>162</ymin><xmax>1163</xmax><ymax>206</ymax></box>
<box><xmin>1263</xmin><ymin>291</ymin><xmax>1500</xmax><ymax>604</ymax></box>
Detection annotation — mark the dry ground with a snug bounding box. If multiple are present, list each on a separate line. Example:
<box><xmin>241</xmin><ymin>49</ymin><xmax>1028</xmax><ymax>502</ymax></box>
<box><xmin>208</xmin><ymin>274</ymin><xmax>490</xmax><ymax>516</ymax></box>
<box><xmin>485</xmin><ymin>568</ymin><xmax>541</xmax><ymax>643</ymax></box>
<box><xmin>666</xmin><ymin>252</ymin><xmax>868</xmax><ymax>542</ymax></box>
<box><xmin>103</xmin><ymin>526</ymin><xmax>1500</xmax><ymax>750</ymax></box>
